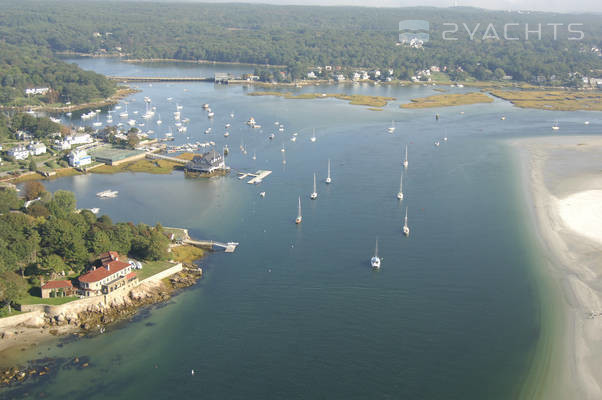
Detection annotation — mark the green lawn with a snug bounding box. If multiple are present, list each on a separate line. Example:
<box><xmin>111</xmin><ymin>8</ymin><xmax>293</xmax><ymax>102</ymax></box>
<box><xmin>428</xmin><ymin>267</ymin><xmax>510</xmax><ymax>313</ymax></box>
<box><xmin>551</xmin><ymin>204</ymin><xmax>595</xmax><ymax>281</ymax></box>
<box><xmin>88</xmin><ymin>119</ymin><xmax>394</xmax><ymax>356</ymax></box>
<box><xmin>138</xmin><ymin>261</ymin><xmax>177</xmax><ymax>280</ymax></box>
<box><xmin>18</xmin><ymin>294</ymin><xmax>79</xmax><ymax>306</ymax></box>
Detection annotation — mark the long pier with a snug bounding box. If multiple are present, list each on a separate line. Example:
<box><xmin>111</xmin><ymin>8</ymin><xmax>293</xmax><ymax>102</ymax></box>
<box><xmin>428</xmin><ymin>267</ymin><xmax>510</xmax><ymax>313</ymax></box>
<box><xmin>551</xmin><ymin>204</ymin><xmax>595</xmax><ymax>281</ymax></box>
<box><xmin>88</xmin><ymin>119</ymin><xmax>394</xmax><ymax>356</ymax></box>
<box><xmin>184</xmin><ymin>239</ymin><xmax>239</xmax><ymax>253</ymax></box>
<box><xmin>108</xmin><ymin>76</ymin><xmax>214</xmax><ymax>83</ymax></box>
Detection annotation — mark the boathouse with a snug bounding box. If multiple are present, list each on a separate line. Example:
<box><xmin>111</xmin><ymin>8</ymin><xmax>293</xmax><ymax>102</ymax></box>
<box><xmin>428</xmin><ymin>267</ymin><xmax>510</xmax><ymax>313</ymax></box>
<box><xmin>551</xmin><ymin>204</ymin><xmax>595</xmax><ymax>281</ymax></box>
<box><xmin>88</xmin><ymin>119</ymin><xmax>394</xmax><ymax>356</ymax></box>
<box><xmin>185</xmin><ymin>150</ymin><xmax>225</xmax><ymax>174</ymax></box>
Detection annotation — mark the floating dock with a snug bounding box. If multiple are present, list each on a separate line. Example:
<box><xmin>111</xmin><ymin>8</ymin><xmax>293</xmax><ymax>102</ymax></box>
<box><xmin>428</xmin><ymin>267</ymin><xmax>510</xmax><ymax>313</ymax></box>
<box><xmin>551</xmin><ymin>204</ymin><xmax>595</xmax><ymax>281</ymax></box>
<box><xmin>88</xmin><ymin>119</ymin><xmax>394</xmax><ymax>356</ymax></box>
<box><xmin>239</xmin><ymin>170</ymin><xmax>272</xmax><ymax>184</ymax></box>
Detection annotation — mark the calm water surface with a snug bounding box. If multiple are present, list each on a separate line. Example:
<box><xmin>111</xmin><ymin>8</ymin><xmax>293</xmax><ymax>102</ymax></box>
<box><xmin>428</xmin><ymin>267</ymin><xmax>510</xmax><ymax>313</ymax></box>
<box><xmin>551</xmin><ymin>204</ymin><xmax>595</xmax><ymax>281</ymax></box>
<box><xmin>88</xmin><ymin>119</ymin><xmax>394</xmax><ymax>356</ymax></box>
<box><xmin>4</xmin><ymin>58</ymin><xmax>602</xmax><ymax>399</ymax></box>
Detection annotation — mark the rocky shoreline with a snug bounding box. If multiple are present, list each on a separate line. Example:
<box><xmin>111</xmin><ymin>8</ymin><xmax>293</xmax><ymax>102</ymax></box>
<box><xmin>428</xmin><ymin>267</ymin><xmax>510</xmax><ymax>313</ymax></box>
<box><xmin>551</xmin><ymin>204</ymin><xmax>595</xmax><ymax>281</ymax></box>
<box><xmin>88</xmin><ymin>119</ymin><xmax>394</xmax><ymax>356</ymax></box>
<box><xmin>0</xmin><ymin>265</ymin><xmax>202</xmax><ymax>389</ymax></box>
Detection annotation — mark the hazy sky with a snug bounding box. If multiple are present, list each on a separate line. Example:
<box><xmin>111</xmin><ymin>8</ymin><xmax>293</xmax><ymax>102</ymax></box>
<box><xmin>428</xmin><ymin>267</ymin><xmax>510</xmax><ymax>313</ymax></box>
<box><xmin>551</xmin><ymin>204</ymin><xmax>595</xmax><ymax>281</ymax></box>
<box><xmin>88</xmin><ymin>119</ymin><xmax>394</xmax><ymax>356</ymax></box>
<box><xmin>198</xmin><ymin>0</ymin><xmax>601</xmax><ymax>14</ymax></box>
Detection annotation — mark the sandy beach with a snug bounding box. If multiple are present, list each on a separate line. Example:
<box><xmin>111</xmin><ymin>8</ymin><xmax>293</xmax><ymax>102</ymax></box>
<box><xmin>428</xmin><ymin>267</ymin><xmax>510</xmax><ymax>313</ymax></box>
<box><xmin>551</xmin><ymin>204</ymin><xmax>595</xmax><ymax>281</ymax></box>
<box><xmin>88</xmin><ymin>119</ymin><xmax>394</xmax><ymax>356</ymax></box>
<box><xmin>513</xmin><ymin>135</ymin><xmax>602</xmax><ymax>399</ymax></box>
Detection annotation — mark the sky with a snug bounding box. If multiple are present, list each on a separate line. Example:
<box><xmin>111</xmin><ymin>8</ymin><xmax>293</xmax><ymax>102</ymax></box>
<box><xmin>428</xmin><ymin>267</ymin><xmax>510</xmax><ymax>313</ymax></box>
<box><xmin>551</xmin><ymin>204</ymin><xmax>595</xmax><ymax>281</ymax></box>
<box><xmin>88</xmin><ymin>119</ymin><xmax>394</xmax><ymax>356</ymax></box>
<box><xmin>195</xmin><ymin>0</ymin><xmax>601</xmax><ymax>14</ymax></box>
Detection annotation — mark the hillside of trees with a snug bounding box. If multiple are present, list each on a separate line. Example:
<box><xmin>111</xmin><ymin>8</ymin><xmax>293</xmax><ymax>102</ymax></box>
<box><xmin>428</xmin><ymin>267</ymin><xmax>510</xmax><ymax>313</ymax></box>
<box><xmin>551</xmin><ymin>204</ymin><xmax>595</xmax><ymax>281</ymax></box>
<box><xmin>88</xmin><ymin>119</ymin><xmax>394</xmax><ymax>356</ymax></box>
<box><xmin>0</xmin><ymin>43</ymin><xmax>117</xmax><ymax>106</ymax></box>
<box><xmin>1</xmin><ymin>1</ymin><xmax>601</xmax><ymax>85</ymax></box>
<box><xmin>0</xmin><ymin>185</ymin><xmax>170</xmax><ymax>314</ymax></box>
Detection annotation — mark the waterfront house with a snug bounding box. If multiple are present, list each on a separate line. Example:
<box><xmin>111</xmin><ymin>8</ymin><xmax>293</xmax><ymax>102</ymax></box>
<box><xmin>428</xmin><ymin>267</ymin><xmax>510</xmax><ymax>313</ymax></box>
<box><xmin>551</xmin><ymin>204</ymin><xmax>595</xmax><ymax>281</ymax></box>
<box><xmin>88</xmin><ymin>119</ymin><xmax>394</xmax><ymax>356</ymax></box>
<box><xmin>41</xmin><ymin>280</ymin><xmax>74</xmax><ymax>299</ymax></box>
<box><xmin>307</xmin><ymin>71</ymin><xmax>317</xmax><ymax>79</ymax></box>
<box><xmin>68</xmin><ymin>148</ymin><xmax>92</xmax><ymax>167</ymax></box>
<box><xmin>78</xmin><ymin>254</ymin><xmax>137</xmax><ymax>297</ymax></box>
<box><xmin>28</xmin><ymin>142</ymin><xmax>47</xmax><ymax>156</ymax></box>
<box><xmin>185</xmin><ymin>150</ymin><xmax>225</xmax><ymax>174</ymax></box>
<box><xmin>25</xmin><ymin>87</ymin><xmax>50</xmax><ymax>96</ymax></box>
<box><xmin>53</xmin><ymin>140</ymin><xmax>72</xmax><ymax>151</ymax></box>
<box><xmin>69</xmin><ymin>133</ymin><xmax>94</xmax><ymax>146</ymax></box>
<box><xmin>8</xmin><ymin>145</ymin><xmax>30</xmax><ymax>160</ymax></box>
<box><xmin>335</xmin><ymin>74</ymin><xmax>346</xmax><ymax>82</ymax></box>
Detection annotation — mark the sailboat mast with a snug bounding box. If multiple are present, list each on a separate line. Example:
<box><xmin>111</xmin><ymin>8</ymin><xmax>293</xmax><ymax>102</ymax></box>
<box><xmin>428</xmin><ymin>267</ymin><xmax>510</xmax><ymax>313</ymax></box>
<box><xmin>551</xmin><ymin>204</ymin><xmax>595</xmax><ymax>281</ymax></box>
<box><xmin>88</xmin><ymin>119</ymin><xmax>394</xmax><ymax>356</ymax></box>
<box><xmin>313</xmin><ymin>173</ymin><xmax>317</xmax><ymax>192</ymax></box>
<box><xmin>375</xmin><ymin>238</ymin><xmax>379</xmax><ymax>257</ymax></box>
<box><xmin>327</xmin><ymin>159</ymin><xmax>331</xmax><ymax>179</ymax></box>
<box><xmin>404</xmin><ymin>207</ymin><xmax>408</xmax><ymax>226</ymax></box>
<box><xmin>400</xmin><ymin>172</ymin><xmax>403</xmax><ymax>192</ymax></box>
<box><xmin>298</xmin><ymin>196</ymin><xmax>302</xmax><ymax>218</ymax></box>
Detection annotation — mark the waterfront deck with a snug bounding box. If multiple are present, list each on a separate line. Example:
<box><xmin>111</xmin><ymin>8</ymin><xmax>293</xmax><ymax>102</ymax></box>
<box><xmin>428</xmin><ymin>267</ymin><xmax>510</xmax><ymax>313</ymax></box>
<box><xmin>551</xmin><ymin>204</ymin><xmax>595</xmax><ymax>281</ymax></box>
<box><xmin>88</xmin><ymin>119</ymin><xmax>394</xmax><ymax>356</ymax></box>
<box><xmin>238</xmin><ymin>170</ymin><xmax>272</xmax><ymax>184</ymax></box>
<box><xmin>164</xmin><ymin>227</ymin><xmax>239</xmax><ymax>253</ymax></box>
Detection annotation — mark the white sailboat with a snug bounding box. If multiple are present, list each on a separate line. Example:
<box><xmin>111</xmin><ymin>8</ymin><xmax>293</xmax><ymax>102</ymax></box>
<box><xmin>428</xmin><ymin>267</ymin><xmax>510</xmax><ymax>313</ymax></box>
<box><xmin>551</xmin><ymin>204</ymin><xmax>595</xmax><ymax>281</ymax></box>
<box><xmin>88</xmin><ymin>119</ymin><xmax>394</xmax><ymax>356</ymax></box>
<box><xmin>403</xmin><ymin>207</ymin><xmax>410</xmax><ymax>236</ymax></box>
<box><xmin>93</xmin><ymin>114</ymin><xmax>102</xmax><ymax>127</ymax></box>
<box><xmin>119</xmin><ymin>104</ymin><xmax>128</xmax><ymax>118</ymax></box>
<box><xmin>310</xmin><ymin>128</ymin><xmax>317</xmax><ymax>142</ymax></box>
<box><xmin>252</xmin><ymin>151</ymin><xmax>256</xmax><ymax>160</ymax></box>
<box><xmin>295</xmin><ymin>196</ymin><xmax>302</xmax><ymax>224</ymax></box>
<box><xmin>156</xmin><ymin>113</ymin><xmax>162</xmax><ymax>125</ymax></box>
<box><xmin>325</xmin><ymin>159</ymin><xmax>332</xmax><ymax>184</ymax></box>
<box><xmin>387</xmin><ymin>120</ymin><xmax>395</xmax><ymax>133</ymax></box>
<box><xmin>370</xmin><ymin>238</ymin><xmax>381</xmax><ymax>269</ymax></box>
<box><xmin>403</xmin><ymin>145</ymin><xmax>408</xmax><ymax>168</ymax></box>
<box><xmin>397</xmin><ymin>171</ymin><xmax>403</xmax><ymax>200</ymax></box>
<box><xmin>552</xmin><ymin>120</ymin><xmax>560</xmax><ymax>130</ymax></box>
<box><xmin>310</xmin><ymin>173</ymin><xmax>318</xmax><ymax>199</ymax></box>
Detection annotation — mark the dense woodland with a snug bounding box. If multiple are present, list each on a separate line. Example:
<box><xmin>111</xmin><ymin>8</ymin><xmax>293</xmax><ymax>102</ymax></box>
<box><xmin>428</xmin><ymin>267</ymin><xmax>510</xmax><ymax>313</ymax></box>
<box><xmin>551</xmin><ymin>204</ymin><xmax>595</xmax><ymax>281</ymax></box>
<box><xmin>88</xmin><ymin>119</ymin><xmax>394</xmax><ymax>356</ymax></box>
<box><xmin>0</xmin><ymin>186</ymin><xmax>170</xmax><ymax>314</ymax></box>
<box><xmin>1</xmin><ymin>1</ymin><xmax>602</xmax><ymax>86</ymax></box>
<box><xmin>0</xmin><ymin>43</ymin><xmax>116</xmax><ymax>106</ymax></box>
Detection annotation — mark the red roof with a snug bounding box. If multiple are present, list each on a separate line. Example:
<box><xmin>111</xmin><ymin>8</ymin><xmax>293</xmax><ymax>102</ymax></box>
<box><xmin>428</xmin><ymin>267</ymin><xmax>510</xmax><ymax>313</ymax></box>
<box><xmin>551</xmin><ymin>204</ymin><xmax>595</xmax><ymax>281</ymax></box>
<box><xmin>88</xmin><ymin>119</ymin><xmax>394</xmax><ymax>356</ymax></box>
<box><xmin>41</xmin><ymin>280</ymin><xmax>73</xmax><ymax>290</ymax></box>
<box><xmin>100</xmin><ymin>251</ymin><xmax>120</xmax><ymax>266</ymax></box>
<box><xmin>78</xmin><ymin>260</ymin><xmax>130</xmax><ymax>283</ymax></box>
<box><xmin>126</xmin><ymin>271</ymin><xmax>137</xmax><ymax>280</ymax></box>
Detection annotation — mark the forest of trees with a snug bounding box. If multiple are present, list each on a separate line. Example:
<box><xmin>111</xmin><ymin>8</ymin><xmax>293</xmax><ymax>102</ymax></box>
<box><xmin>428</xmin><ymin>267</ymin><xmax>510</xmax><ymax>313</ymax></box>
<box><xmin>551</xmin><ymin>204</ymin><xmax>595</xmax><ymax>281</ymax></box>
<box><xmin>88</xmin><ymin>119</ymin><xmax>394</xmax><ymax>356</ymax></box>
<box><xmin>0</xmin><ymin>185</ymin><xmax>170</xmax><ymax>314</ymax></box>
<box><xmin>1</xmin><ymin>1</ymin><xmax>601</xmax><ymax>85</ymax></box>
<box><xmin>0</xmin><ymin>43</ymin><xmax>116</xmax><ymax>106</ymax></box>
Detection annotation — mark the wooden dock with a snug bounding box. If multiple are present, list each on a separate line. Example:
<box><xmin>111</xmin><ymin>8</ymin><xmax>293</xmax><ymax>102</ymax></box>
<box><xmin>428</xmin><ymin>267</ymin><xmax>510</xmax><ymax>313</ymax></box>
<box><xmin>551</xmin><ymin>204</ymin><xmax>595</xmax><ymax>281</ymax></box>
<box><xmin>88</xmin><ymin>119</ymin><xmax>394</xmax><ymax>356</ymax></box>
<box><xmin>184</xmin><ymin>239</ymin><xmax>239</xmax><ymax>253</ymax></box>
<box><xmin>146</xmin><ymin>153</ymin><xmax>188</xmax><ymax>164</ymax></box>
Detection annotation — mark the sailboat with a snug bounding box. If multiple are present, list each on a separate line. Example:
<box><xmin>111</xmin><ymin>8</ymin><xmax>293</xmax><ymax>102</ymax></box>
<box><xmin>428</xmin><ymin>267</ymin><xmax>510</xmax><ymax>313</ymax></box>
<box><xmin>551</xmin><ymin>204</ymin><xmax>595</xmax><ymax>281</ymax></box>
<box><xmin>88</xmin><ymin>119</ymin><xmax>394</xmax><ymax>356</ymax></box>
<box><xmin>387</xmin><ymin>120</ymin><xmax>395</xmax><ymax>133</ymax></box>
<box><xmin>370</xmin><ymin>238</ymin><xmax>381</xmax><ymax>269</ymax></box>
<box><xmin>119</xmin><ymin>103</ymin><xmax>128</xmax><ymax>118</ymax></box>
<box><xmin>403</xmin><ymin>207</ymin><xmax>410</xmax><ymax>236</ymax></box>
<box><xmin>252</xmin><ymin>151</ymin><xmax>256</xmax><ymax>160</ymax></box>
<box><xmin>156</xmin><ymin>113</ymin><xmax>162</xmax><ymax>125</ymax></box>
<box><xmin>397</xmin><ymin>171</ymin><xmax>403</xmax><ymax>200</ymax></box>
<box><xmin>295</xmin><ymin>196</ymin><xmax>302</xmax><ymax>224</ymax></box>
<box><xmin>325</xmin><ymin>159</ymin><xmax>332</xmax><ymax>184</ymax></box>
<box><xmin>310</xmin><ymin>128</ymin><xmax>317</xmax><ymax>142</ymax></box>
<box><xmin>403</xmin><ymin>145</ymin><xmax>408</xmax><ymax>168</ymax></box>
<box><xmin>552</xmin><ymin>120</ymin><xmax>560</xmax><ymax>130</ymax></box>
<box><xmin>310</xmin><ymin>173</ymin><xmax>318</xmax><ymax>199</ymax></box>
<box><xmin>93</xmin><ymin>114</ymin><xmax>102</xmax><ymax>127</ymax></box>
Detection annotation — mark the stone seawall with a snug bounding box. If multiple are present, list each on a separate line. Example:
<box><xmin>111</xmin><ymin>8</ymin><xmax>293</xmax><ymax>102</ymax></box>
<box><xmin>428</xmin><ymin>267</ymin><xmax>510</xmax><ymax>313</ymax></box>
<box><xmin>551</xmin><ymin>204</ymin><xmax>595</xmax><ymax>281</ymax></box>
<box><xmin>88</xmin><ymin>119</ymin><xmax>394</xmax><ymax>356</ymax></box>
<box><xmin>0</xmin><ymin>311</ymin><xmax>44</xmax><ymax>329</ymax></box>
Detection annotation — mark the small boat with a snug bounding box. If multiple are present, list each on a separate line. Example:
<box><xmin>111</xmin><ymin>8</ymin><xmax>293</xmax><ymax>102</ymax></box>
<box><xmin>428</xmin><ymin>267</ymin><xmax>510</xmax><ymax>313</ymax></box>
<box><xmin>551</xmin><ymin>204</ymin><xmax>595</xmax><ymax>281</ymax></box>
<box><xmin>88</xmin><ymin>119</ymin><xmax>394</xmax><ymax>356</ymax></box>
<box><xmin>66</xmin><ymin>112</ymin><xmax>72</xmax><ymax>117</ymax></box>
<box><xmin>128</xmin><ymin>119</ymin><xmax>136</xmax><ymax>126</ymax></box>
<box><xmin>96</xmin><ymin>190</ymin><xmax>118</xmax><ymax>198</ymax></box>
<box><xmin>279</xmin><ymin>126</ymin><xmax>285</xmax><ymax>132</ymax></box>
<box><xmin>115</xmin><ymin>105</ymin><xmax>122</xmax><ymax>110</ymax></box>
<box><xmin>435</xmin><ymin>114</ymin><xmax>440</xmax><ymax>121</ymax></box>
<box><xmin>397</xmin><ymin>171</ymin><xmax>403</xmax><ymax>200</ymax></box>
<box><xmin>295</xmin><ymin>196</ymin><xmax>302</xmax><ymax>224</ymax></box>
<box><xmin>403</xmin><ymin>145</ymin><xmax>408</xmax><ymax>168</ymax></box>
<box><xmin>387</xmin><ymin>121</ymin><xmax>395</xmax><ymax>133</ymax></box>
<box><xmin>290</xmin><ymin>136</ymin><xmax>297</xmax><ymax>142</ymax></box>
<box><xmin>176</xmin><ymin>104</ymin><xmax>183</xmax><ymax>111</ymax></box>
<box><xmin>204</xmin><ymin>128</ymin><xmax>212</xmax><ymax>134</ymax></box>
<box><xmin>260</xmin><ymin>192</ymin><xmax>266</xmax><ymax>198</ymax></box>
<box><xmin>253</xmin><ymin>124</ymin><xmax>262</xmax><ymax>129</ymax></box>
<box><xmin>133</xmin><ymin>111</ymin><xmax>139</xmax><ymax>115</ymax></box>
<box><xmin>403</xmin><ymin>207</ymin><xmax>410</xmax><ymax>236</ymax></box>
<box><xmin>434</xmin><ymin>141</ymin><xmax>440</xmax><ymax>147</ymax></box>
<box><xmin>274</xmin><ymin>121</ymin><xmax>280</xmax><ymax>126</ymax></box>
<box><xmin>230</xmin><ymin>112</ymin><xmax>235</xmax><ymax>118</ymax></box>
<box><xmin>325</xmin><ymin>159</ymin><xmax>332</xmax><ymax>184</ymax></box>
<box><xmin>552</xmin><ymin>121</ymin><xmax>560</xmax><ymax>130</ymax></box>
<box><xmin>584</xmin><ymin>121</ymin><xmax>590</xmax><ymax>125</ymax></box>
<box><xmin>371</xmin><ymin>238</ymin><xmax>381</xmax><ymax>269</ymax></box>
<box><xmin>225</xmin><ymin>123</ymin><xmax>231</xmax><ymax>129</ymax></box>
<box><xmin>281</xmin><ymin>145</ymin><xmax>285</xmax><ymax>153</ymax></box>
<box><xmin>167</xmin><ymin>97</ymin><xmax>173</xmax><ymax>101</ymax></box>
<box><xmin>310</xmin><ymin>128</ymin><xmax>317</xmax><ymax>142</ymax></box>
<box><xmin>90</xmin><ymin>208</ymin><xmax>100</xmax><ymax>214</ymax></box>
<box><xmin>223</xmin><ymin>145</ymin><xmax>229</xmax><ymax>155</ymax></box>
<box><xmin>247</xmin><ymin>117</ymin><xmax>256</xmax><ymax>126</ymax></box>
<box><xmin>268</xmin><ymin>134</ymin><xmax>275</xmax><ymax>140</ymax></box>
<box><xmin>50</xmin><ymin>117</ymin><xmax>61</xmax><ymax>124</ymax></box>
<box><xmin>119</xmin><ymin>104</ymin><xmax>128</xmax><ymax>118</ymax></box>
<box><xmin>202</xmin><ymin>104</ymin><xmax>209</xmax><ymax>109</ymax></box>
<box><xmin>224</xmin><ymin>132</ymin><xmax>230</xmax><ymax>137</ymax></box>
<box><xmin>208</xmin><ymin>112</ymin><xmax>215</xmax><ymax>118</ymax></box>
<box><xmin>501</xmin><ymin>116</ymin><xmax>506</xmax><ymax>120</ymax></box>
<box><xmin>310</xmin><ymin>173</ymin><xmax>318</xmax><ymax>200</ymax></box>
<box><xmin>156</xmin><ymin>113</ymin><xmax>162</xmax><ymax>125</ymax></box>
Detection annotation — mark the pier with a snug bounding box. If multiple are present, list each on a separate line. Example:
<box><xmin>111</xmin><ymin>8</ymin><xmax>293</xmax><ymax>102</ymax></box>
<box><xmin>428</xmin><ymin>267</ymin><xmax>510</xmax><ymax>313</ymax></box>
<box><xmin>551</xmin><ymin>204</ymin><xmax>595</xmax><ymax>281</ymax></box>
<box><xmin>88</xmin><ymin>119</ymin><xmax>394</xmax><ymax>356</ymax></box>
<box><xmin>238</xmin><ymin>170</ymin><xmax>272</xmax><ymax>184</ymax></box>
<box><xmin>184</xmin><ymin>239</ymin><xmax>239</xmax><ymax>253</ymax></box>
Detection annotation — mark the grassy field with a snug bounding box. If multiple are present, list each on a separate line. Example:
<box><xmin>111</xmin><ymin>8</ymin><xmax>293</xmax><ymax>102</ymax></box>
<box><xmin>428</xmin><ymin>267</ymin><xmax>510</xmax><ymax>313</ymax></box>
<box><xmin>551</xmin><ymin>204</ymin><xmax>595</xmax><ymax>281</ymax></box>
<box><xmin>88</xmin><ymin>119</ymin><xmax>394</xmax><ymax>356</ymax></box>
<box><xmin>92</xmin><ymin>158</ymin><xmax>180</xmax><ymax>174</ymax></box>
<box><xmin>171</xmin><ymin>245</ymin><xmax>205</xmax><ymax>263</ymax></box>
<box><xmin>18</xmin><ymin>294</ymin><xmax>78</xmax><ymax>306</ymax></box>
<box><xmin>138</xmin><ymin>260</ymin><xmax>178</xmax><ymax>281</ymax></box>
<box><xmin>11</xmin><ymin>167</ymin><xmax>81</xmax><ymax>183</ymax></box>
<box><xmin>248</xmin><ymin>91</ymin><xmax>396</xmax><ymax>108</ymax></box>
<box><xmin>401</xmin><ymin>92</ymin><xmax>494</xmax><ymax>109</ymax></box>
<box><xmin>488</xmin><ymin>90</ymin><xmax>602</xmax><ymax>111</ymax></box>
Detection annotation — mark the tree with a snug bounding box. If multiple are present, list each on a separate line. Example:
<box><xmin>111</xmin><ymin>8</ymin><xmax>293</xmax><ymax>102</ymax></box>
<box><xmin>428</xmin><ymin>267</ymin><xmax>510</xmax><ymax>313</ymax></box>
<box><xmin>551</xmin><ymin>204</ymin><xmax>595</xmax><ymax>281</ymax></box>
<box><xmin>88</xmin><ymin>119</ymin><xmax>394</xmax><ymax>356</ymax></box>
<box><xmin>41</xmin><ymin>254</ymin><xmax>68</xmax><ymax>274</ymax></box>
<box><xmin>0</xmin><ymin>272</ymin><xmax>26</xmax><ymax>313</ymax></box>
<box><xmin>127</xmin><ymin>131</ymin><xmax>140</xmax><ymax>148</ymax></box>
<box><xmin>24</xmin><ymin>181</ymin><xmax>46</xmax><ymax>201</ymax></box>
<box><xmin>0</xmin><ymin>189</ymin><xmax>22</xmax><ymax>213</ymax></box>
<box><xmin>47</xmin><ymin>190</ymin><xmax>76</xmax><ymax>218</ymax></box>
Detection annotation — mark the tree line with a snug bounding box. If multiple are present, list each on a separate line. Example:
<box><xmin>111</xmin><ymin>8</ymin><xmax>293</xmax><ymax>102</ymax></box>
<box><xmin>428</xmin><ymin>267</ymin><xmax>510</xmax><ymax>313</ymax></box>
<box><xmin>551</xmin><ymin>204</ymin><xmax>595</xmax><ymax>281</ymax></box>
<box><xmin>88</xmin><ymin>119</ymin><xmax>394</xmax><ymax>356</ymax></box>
<box><xmin>0</xmin><ymin>184</ymin><xmax>170</xmax><ymax>314</ymax></box>
<box><xmin>1</xmin><ymin>1</ymin><xmax>601</xmax><ymax>86</ymax></box>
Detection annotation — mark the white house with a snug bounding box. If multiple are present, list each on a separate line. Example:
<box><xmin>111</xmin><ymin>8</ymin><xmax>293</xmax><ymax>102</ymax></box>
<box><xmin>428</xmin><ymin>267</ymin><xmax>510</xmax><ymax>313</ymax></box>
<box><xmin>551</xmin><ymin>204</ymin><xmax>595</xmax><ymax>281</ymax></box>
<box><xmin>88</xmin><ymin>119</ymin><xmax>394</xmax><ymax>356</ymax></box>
<box><xmin>69</xmin><ymin>134</ymin><xmax>93</xmax><ymax>145</ymax></box>
<box><xmin>307</xmin><ymin>71</ymin><xmax>317</xmax><ymax>79</ymax></box>
<box><xmin>25</xmin><ymin>87</ymin><xmax>50</xmax><ymax>96</ymax></box>
<box><xmin>53</xmin><ymin>140</ymin><xmax>72</xmax><ymax>151</ymax></box>
<box><xmin>28</xmin><ymin>142</ymin><xmax>47</xmax><ymax>156</ymax></box>
<box><xmin>8</xmin><ymin>145</ymin><xmax>30</xmax><ymax>160</ymax></box>
<box><xmin>335</xmin><ymin>74</ymin><xmax>346</xmax><ymax>82</ymax></box>
<box><xmin>69</xmin><ymin>148</ymin><xmax>92</xmax><ymax>167</ymax></box>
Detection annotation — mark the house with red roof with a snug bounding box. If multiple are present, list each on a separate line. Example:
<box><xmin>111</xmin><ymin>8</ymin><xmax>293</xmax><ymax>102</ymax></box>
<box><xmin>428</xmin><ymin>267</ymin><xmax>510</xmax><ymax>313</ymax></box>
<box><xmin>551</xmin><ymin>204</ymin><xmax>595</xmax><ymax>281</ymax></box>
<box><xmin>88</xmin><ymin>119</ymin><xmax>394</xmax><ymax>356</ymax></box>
<box><xmin>41</xmin><ymin>280</ymin><xmax>74</xmax><ymax>299</ymax></box>
<box><xmin>78</xmin><ymin>253</ymin><xmax>138</xmax><ymax>297</ymax></box>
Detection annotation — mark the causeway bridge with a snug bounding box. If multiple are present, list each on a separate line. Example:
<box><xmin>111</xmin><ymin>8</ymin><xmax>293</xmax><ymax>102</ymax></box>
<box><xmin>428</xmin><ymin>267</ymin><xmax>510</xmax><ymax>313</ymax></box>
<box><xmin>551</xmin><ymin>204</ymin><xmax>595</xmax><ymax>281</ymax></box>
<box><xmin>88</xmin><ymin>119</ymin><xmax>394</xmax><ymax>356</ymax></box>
<box><xmin>108</xmin><ymin>76</ymin><xmax>214</xmax><ymax>83</ymax></box>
